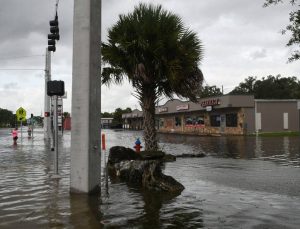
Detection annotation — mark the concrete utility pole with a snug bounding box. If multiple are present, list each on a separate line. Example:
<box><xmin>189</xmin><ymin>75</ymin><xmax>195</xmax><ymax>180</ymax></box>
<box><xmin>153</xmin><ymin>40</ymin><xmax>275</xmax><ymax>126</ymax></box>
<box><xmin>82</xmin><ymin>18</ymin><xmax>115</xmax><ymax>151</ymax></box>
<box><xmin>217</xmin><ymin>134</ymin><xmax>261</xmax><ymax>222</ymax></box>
<box><xmin>70</xmin><ymin>0</ymin><xmax>101</xmax><ymax>193</ymax></box>
<box><xmin>44</xmin><ymin>48</ymin><xmax>51</xmax><ymax>139</ymax></box>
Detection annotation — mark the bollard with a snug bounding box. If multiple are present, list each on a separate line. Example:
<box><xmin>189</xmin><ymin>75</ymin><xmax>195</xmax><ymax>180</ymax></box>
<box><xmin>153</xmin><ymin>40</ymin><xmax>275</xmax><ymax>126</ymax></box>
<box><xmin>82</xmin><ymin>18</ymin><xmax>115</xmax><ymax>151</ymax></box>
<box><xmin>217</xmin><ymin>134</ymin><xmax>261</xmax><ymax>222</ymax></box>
<box><xmin>102</xmin><ymin>133</ymin><xmax>109</xmax><ymax>194</ymax></box>
<box><xmin>101</xmin><ymin>134</ymin><xmax>106</xmax><ymax>150</ymax></box>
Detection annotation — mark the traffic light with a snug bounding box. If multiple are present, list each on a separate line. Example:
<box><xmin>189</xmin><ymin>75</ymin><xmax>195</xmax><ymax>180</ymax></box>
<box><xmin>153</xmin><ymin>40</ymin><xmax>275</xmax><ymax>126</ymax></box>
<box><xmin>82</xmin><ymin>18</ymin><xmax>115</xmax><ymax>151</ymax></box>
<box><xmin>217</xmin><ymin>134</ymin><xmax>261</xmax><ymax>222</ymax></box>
<box><xmin>48</xmin><ymin>14</ymin><xmax>59</xmax><ymax>52</ymax></box>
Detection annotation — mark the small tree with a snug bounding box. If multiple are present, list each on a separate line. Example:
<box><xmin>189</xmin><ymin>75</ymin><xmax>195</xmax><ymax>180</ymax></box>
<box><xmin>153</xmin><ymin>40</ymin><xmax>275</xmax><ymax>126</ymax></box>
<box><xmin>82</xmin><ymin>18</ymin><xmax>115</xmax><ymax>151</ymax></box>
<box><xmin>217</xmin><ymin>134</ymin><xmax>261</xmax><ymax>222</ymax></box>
<box><xmin>102</xmin><ymin>4</ymin><xmax>204</xmax><ymax>150</ymax></box>
<box><xmin>263</xmin><ymin>0</ymin><xmax>300</xmax><ymax>62</ymax></box>
<box><xmin>230</xmin><ymin>76</ymin><xmax>257</xmax><ymax>95</ymax></box>
<box><xmin>101</xmin><ymin>112</ymin><xmax>113</xmax><ymax>118</ymax></box>
<box><xmin>63</xmin><ymin>112</ymin><xmax>70</xmax><ymax>118</ymax></box>
<box><xmin>200</xmin><ymin>85</ymin><xmax>223</xmax><ymax>97</ymax></box>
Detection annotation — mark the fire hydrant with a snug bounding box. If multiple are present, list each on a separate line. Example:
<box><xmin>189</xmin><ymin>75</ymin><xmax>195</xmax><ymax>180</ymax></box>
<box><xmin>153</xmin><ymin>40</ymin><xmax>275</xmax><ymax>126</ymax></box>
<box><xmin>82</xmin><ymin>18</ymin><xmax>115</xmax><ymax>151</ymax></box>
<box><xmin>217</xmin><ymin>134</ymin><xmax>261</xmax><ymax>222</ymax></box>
<box><xmin>134</xmin><ymin>138</ymin><xmax>142</xmax><ymax>153</ymax></box>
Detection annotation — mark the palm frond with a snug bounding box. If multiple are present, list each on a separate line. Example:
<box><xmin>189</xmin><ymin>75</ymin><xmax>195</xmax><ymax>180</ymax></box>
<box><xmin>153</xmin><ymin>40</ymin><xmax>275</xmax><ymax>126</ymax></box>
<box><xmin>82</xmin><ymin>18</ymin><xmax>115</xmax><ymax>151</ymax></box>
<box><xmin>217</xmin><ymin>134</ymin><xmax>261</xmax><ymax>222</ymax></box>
<box><xmin>102</xmin><ymin>67</ymin><xmax>125</xmax><ymax>86</ymax></box>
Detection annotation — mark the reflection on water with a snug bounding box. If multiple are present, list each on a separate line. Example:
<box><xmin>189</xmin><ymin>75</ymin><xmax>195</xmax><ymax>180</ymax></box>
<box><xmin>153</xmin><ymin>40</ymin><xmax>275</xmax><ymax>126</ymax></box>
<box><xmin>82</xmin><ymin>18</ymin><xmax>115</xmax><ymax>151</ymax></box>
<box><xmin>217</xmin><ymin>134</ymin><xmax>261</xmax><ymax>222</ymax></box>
<box><xmin>0</xmin><ymin>128</ymin><xmax>300</xmax><ymax>228</ymax></box>
<box><xmin>157</xmin><ymin>133</ymin><xmax>300</xmax><ymax>166</ymax></box>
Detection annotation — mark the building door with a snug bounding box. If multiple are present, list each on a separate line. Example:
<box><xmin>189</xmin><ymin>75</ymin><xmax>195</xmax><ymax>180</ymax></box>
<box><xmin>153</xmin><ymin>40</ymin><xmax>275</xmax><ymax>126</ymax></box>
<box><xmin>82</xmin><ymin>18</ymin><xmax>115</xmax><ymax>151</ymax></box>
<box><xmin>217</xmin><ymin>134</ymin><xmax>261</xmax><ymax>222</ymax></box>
<box><xmin>255</xmin><ymin>113</ymin><xmax>261</xmax><ymax>132</ymax></box>
<box><xmin>283</xmin><ymin>113</ymin><xmax>288</xmax><ymax>130</ymax></box>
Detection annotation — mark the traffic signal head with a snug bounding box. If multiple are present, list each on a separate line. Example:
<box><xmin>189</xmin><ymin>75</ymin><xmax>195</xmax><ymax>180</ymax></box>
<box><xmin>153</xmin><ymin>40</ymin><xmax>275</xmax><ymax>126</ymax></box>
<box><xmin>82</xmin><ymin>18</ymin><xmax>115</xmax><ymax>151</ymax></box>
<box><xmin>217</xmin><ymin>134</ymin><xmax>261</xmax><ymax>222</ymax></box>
<box><xmin>48</xmin><ymin>39</ymin><xmax>55</xmax><ymax>46</ymax></box>
<box><xmin>50</xmin><ymin>19</ymin><xmax>58</xmax><ymax>27</ymax></box>
<box><xmin>47</xmin><ymin>14</ymin><xmax>59</xmax><ymax>52</ymax></box>
<box><xmin>48</xmin><ymin>45</ymin><xmax>56</xmax><ymax>52</ymax></box>
<box><xmin>48</xmin><ymin>34</ymin><xmax>60</xmax><ymax>40</ymax></box>
<box><xmin>50</xmin><ymin>26</ymin><xmax>59</xmax><ymax>34</ymax></box>
<box><xmin>48</xmin><ymin>38</ymin><xmax>56</xmax><ymax>52</ymax></box>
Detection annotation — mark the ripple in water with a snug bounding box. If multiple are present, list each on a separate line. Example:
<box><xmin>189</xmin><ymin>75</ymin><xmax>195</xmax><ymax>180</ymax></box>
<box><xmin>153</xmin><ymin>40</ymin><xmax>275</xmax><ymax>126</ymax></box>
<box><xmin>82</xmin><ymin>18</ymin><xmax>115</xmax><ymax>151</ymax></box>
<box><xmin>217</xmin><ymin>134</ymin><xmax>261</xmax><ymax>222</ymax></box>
<box><xmin>0</xmin><ymin>128</ymin><xmax>300</xmax><ymax>228</ymax></box>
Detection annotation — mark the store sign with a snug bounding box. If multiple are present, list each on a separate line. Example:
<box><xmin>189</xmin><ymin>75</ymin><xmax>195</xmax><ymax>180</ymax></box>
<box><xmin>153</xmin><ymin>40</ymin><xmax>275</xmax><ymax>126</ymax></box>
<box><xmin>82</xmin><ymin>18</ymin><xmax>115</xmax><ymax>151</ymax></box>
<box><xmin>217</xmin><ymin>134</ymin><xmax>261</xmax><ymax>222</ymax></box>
<box><xmin>206</xmin><ymin>106</ymin><xmax>212</xmax><ymax>111</ymax></box>
<box><xmin>158</xmin><ymin>107</ymin><xmax>168</xmax><ymax>113</ymax></box>
<box><xmin>176</xmin><ymin>104</ymin><xmax>189</xmax><ymax>111</ymax></box>
<box><xmin>201</xmin><ymin>99</ymin><xmax>220</xmax><ymax>107</ymax></box>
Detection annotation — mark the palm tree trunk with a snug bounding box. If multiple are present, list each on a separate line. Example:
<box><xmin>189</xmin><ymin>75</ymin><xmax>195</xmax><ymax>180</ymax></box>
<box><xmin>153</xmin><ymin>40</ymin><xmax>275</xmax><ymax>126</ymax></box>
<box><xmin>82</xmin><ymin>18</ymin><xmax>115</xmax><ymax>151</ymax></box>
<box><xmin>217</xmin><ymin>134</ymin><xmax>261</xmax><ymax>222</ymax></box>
<box><xmin>141</xmin><ymin>88</ymin><xmax>158</xmax><ymax>151</ymax></box>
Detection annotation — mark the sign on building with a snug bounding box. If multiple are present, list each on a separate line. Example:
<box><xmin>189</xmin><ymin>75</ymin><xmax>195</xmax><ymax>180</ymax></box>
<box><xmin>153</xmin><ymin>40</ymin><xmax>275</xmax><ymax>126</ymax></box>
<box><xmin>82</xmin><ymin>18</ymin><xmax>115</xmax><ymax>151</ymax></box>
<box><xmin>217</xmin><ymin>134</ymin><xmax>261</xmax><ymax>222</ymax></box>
<box><xmin>176</xmin><ymin>104</ymin><xmax>189</xmax><ymax>111</ymax></box>
<box><xmin>158</xmin><ymin>107</ymin><xmax>168</xmax><ymax>113</ymax></box>
<box><xmin>201</xmin><ymin>99</ymin><xmax>220</xmax><ymax>107</ymax></box>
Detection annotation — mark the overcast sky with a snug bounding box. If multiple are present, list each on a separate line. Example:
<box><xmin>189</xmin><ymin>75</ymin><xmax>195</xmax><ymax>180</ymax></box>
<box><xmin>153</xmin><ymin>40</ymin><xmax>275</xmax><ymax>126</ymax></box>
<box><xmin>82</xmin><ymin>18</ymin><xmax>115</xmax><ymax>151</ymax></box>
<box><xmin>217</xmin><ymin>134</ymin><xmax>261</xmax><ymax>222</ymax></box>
<box><xmin>0</xmin><ymin>0</ymin><xmax>299</xmax><ymax>117</ymax></box>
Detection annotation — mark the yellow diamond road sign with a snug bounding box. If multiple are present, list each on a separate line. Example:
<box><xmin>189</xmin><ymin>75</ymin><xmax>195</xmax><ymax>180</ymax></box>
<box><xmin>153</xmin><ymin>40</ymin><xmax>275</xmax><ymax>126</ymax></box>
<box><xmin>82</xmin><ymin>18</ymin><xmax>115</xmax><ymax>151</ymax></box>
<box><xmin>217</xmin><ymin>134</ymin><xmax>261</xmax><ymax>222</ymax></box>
<box><xmin>16</xmin><ymin>107</ymin><xmax>27</xmax><ymax>122</ymax></box>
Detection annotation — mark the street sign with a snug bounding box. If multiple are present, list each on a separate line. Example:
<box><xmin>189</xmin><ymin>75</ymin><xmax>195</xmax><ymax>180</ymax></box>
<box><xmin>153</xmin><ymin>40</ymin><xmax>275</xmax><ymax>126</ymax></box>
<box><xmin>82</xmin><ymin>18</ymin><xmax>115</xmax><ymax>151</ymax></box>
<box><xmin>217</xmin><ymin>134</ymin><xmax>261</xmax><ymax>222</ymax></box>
<box><xmin>16</xmin><ymin>107</ymin><xmax>27</xmax><ymax>122</ymax></box>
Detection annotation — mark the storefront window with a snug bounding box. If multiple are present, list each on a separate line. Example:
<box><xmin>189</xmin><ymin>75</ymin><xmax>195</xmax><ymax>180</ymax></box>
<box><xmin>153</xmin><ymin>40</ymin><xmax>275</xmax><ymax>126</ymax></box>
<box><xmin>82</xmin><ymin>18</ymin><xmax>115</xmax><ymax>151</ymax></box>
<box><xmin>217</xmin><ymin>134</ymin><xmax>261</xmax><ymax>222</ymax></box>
<box><xmin>196</xmin><ymin>116</ymin><xmax>204</xmax><ymax>125</ymax></box>
<box><xmin>185</xmin><ymin>116</ymin><xmax>204</xmax><ymax>126</ymax></box>
<box><xmin>185</xmin><ymin>116</ymin><xmax>194</xmax><ymax>125</ymax></box>
<box><xmin>226</xmin><ymin>113</ymin><xmax>238</xmax><ymax>127</ymax></box>
<box><xmin>210</xmin><ymin>115</ymin><xmax>220</xmax><ymax>127</ymax></box>
<box><xmin>175</xmin><ymin>117</ymin><xmax>181</xmax><ymax>127</ymax></box>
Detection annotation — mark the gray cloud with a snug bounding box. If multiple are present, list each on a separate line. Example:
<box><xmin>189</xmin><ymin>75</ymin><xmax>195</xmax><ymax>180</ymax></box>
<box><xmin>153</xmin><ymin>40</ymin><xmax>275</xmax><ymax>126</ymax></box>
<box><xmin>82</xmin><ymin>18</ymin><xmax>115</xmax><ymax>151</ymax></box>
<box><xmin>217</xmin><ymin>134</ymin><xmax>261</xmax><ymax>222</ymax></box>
<box><xmin>2</xmin><ymin>82</ymin><xmax>19</xmax><ymax>90</ymax></box>
<box><xmin>249</xmin><ymin>48</ymin><xmax>267</xmax><ymax>60</ymax></box>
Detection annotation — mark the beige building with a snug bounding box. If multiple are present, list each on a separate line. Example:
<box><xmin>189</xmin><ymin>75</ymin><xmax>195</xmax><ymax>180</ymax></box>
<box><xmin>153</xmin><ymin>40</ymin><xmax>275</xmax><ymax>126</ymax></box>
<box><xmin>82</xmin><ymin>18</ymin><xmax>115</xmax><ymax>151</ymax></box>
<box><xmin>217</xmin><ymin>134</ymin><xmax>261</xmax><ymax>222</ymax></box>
<box><xmin>122</xmin><ymin>95</ymin><xmax>300</xmax><ymax>135</ymax></box>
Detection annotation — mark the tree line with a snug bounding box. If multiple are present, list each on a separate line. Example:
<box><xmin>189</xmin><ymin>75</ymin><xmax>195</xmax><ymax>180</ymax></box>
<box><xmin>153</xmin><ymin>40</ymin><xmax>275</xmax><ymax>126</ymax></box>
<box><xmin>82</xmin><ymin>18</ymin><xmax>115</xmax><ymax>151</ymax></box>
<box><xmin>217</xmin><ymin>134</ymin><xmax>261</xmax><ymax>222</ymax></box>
<box><xmin>229</xmin><ymin>75</ymin><xmax>300</xmax><ymax>99</ymax></box>
<box><xmin>101</xmin><ymin>107</ymin><xmax>132</xmax><ymax>128</ymax></box>
<box><xmin>0</xmin><ymin>108</ymin><xmax>44</xmax><ymax>128</ymax></box>
<box><xmin>0</xmin><ymin>108</ymin><xmax>15</xmax><ymax>127</ymax></box>
<box><xmin>200</xmin><ymin>75</ymin><xmax>300</xmax><ymax>99</ymax></box>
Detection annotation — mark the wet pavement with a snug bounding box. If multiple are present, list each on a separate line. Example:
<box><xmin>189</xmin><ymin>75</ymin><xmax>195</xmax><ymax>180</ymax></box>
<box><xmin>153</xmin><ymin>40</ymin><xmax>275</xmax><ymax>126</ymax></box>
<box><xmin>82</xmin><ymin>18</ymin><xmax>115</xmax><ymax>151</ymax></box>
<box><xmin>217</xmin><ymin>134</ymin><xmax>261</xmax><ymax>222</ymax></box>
<box><xmin>0</xmin><ymin>128</ymin><xmax>300</xmax><ymax>228</ymax></box>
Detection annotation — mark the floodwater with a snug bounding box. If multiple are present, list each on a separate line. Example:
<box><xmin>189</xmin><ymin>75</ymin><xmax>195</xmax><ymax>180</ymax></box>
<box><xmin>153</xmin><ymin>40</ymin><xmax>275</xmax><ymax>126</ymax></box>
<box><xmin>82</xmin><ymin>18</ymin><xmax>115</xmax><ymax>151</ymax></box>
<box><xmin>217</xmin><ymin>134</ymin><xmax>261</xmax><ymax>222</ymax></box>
<box><xmin>0</xmin><ymin>128</ymin><xmax>300</xmax><ymax>228</ymax></box>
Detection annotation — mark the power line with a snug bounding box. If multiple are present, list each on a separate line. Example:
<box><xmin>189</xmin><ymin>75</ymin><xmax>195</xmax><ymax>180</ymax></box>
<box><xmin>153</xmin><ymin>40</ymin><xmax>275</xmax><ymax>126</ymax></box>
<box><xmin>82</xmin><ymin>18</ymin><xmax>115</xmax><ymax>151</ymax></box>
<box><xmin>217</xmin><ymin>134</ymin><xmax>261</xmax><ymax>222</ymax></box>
<box><xmin>0</xmin><ymin>55</ymin><xmax>45</xmax><ymax>61</ymax></box>
<box><xmin>0</xmin><ymin>68</ymin><xmax>44</xmax><ymax>71</ymax></box>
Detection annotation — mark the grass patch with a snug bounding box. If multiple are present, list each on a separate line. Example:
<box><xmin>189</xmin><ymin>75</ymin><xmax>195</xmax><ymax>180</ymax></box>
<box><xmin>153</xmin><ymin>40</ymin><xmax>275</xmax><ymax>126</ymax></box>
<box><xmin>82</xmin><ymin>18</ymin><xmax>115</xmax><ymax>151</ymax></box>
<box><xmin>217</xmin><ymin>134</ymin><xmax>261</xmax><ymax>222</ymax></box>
<box><xmin>250</xmin><ymin>131</ymin><xmax>300</xmax><ymax>137</ymax></box>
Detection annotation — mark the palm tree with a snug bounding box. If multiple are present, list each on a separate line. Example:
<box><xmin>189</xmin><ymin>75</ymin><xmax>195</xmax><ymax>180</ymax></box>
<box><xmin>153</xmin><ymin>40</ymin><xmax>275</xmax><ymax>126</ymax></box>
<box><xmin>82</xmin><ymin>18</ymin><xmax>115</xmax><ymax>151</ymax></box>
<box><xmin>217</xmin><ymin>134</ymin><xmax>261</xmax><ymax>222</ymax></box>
<box><xmin>102</xmin><ymin>4</ymin><xmax>204</xmax><ymax>151</ymax></box>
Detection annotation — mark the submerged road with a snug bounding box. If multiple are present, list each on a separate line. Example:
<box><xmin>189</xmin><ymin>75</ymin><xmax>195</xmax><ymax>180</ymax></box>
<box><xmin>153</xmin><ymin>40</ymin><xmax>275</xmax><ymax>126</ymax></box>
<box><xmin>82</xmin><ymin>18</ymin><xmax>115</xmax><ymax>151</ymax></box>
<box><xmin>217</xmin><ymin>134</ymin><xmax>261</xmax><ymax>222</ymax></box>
<box><xmin>0</xmin><ymin>128</ymin><xmax>299</xmax><ymax>228</ymax></box>
<box><xmin>185</xmin><ymin>157</ymin><xmax>300</xmax><ymax>197</ymax></box>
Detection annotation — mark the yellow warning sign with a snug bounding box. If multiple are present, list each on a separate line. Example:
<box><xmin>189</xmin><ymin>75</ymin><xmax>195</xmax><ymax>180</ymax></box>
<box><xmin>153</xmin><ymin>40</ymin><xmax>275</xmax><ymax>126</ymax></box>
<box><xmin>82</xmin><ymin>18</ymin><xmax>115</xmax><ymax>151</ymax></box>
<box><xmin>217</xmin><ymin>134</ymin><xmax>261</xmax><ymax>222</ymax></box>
<box><xmin>16</xmin><ymin>107</ymin><xmax>27</xmax><ymax>122</ymax></box>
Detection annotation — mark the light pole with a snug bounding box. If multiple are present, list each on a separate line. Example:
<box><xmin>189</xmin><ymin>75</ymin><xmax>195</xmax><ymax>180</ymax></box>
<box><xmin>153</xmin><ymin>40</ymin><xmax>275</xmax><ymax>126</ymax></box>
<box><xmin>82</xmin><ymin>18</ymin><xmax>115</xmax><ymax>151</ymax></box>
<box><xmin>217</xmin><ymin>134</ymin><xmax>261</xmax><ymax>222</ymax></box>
<box><xmin>44</xmin><ymin>48</ymin><xmax>51</xmax><ymax>140</ymax></box>
<box><xmin>70</xmin><ymin>0</ymin><xmax>102</xmax><ymax>194</ymax></box>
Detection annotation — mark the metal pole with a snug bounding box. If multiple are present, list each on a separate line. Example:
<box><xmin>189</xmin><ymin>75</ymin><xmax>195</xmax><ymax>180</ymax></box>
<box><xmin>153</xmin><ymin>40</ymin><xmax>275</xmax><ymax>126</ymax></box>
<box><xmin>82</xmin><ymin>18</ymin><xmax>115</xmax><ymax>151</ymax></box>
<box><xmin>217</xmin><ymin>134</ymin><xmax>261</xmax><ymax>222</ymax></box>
<box><xmin>61</xmin><ymin>98</ymin><xmax>64</xmax><ymax>135</ymax></box>
<box><xmin>20</xmin><ymin>120</ymin><xmax>23</xmax><ymax>142</ymax></box>
<box><xmin>51</xmin><ymin>97</ymin><xmax>55</xmax><ymax>151</ymax></box>
<box><xmin>44</xmin><ymin>48</ymin><xmax>52</xmax><ymax>139</ymax></box>
<box><xmin>54</xmin><ymin>96</ymin><xmax>59</xmax><ymax>175</ymax></box>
